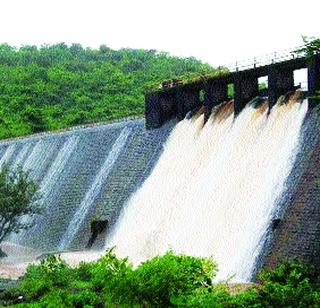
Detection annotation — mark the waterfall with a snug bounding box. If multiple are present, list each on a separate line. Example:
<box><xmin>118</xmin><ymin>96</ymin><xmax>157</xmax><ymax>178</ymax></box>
<box><xmin>8</xmin><ymin>136</ymin><xmax>80</xmax><ymax>243</ymax></box>
<box><xmin>58</xmin><ymin>127</ymin><xmax>132</xmax><ymax>250</ymax></box>
<box><xmin>12</xmin><ymin>143</ymin><xmax>33</xmax><ymax>169</ymax></box>
<box><xmin>1</xmin><ymin>118</ymin><xmax>173</xmax><ymax>253</ymax></box>
<box><xmin>39</xmin><ymin>136</ymin><xmax>79</xmax><ymax>202</ymax></box>
<box><xmin>106</xmin><ymin>94</ymin><xmax>307</xmax><ymax>282</ymax></box>
<box><xmin>23</xmin><ymin>139</ymin><xmax>59</xmax><ymax>179</ymax></box>
<box><xmin>0</xmin><ymin>144</ymin><xmax>16</xmax><ymax>168</ymax></box>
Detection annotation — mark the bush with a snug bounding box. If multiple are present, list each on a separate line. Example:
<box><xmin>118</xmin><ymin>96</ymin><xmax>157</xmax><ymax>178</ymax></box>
<box><xmin>90</xmin><ymin>248</ymin><xmax>134</xmax><ymax>305</ymax></box>
<box><xmin>0</xmin><ymin>165</ymin><xmax>41</xmax><ymax>257</ymax></box>
<box><xmin>66</xmin><ymin>290</ymin><xmax>101</xmax><ymax>307</ymax></box>
<box><xmin>2</xmin><ymin>251</ymin><xmax>320</xmax><ymax>307</ymax></box>
<box><xmin>255</xmin><ymin>262</ymin><xmax>320</xmax><ymax>307</ymax></box>
<box><xmin>18</xmin><ymin>255</ymin><xmax>74</xmax><ymax>301</ymax></box>
<box><xmin>131</xmin><ymin>251</ymin><xmax>217</xmax><ymax>306</ymax></box>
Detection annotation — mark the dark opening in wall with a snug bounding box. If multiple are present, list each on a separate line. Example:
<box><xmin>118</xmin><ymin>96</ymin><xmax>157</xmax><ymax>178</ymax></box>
<box><xmin>272</xmin><ymin>218</ymin><xmax>281</xmax><ymax>230</ymax></box>
<box><xmin>258</xmin><ymin>76</ymin><xmax>268</xmax><ymax>97</ymax></box>
<box><xmin>199</xmin><ymin>89</ymin><xmax>205</xmax><ymax>103</ymax></box>
<box><xmin>86</xmin><ymin>220</ymin><xmax>108</xmax><ymax>248</ymax></box>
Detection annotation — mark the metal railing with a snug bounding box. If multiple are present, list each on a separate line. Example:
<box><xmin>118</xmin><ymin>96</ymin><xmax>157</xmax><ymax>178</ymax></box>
<box><xmin>225</xmin><ymin>46</ymin><xmax>305</xmax><ymax>73</ymax></box>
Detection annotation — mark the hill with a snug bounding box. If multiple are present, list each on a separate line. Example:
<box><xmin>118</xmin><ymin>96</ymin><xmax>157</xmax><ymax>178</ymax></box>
<box><xmin>0</xmin><ymin>43</ymin><xmax>216</xmax><ymax>139</ymax></box>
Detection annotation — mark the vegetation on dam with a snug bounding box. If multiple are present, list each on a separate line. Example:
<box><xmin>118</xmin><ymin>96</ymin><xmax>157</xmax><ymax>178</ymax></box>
<box><xmin>0</xmin><ymin>43</ymin><xmax>215</xmax><ymax>139</ymax></box>
<box><xmin>297</xmin><ymin>36</ymin><xmax>320</xmax><ymax>102</ymax></box>
<box><xmin>0</xmin><ymin>250</ymin><xmax>319</xmax><ymax>307</ymax></box>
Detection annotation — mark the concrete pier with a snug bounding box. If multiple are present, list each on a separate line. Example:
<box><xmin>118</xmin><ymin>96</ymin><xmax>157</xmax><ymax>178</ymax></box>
<box><xmin>145</xmin><ymin>54</ymin><xmax>318</xmax><ymax>129</ymax></box>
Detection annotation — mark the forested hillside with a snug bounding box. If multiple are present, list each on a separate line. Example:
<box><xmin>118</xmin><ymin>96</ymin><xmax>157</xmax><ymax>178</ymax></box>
<box><xmin>0</xmin><ymin>43</ymin><xmax>215</xmax><ymax>139</ymax></box>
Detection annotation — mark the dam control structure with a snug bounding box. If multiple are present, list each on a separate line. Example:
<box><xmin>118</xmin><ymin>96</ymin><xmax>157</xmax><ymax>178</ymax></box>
<box><xmin>145</xmin><ymin>49</ymin><xmax>320</xmax><ymax>129</ymax></box>
<box><xmin>143</xmin><ymin>47</ymin><xmax>320</xmax><ymax>276</ymax></box>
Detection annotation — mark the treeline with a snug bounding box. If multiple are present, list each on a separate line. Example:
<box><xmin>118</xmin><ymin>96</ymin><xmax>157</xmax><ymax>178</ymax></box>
<box><xmin>0</xmin><ymin>43</ymin><xmax>215</xmax><ymax>139</ymax></box>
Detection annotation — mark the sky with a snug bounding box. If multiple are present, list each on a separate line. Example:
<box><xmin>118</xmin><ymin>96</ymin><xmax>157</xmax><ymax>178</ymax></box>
<box><xmin>0</xmin><ymin>0</ymin><xmax>319</xmax><ymax>67</ymax></box>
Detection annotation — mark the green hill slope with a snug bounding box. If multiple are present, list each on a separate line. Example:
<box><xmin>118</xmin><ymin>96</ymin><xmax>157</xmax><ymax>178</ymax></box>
<box><xmin>0</xmin><ymin>43</ymin><xmax>216</xmax><ymax>139</ymax></box>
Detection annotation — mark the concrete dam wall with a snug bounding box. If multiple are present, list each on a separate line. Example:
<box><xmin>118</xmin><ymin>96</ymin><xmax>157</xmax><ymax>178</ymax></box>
<box><xmin>1</xmin><ymin>93</ymin><xmax>319</xmax><ymax>281</ymax></box>
<box><xmin>261</xmin><ymin>105</ymin><xmax>320</xmax><ymax>271</ymax></box>
<box><xmin>106</xmin><ymin>94</ymin><xmax>310</xmax><ymax>281</ymax></box>
<box><xmin>2</xmin><ymin>118</ymin><xmax>176</xmax><ymax>253</ymax></box>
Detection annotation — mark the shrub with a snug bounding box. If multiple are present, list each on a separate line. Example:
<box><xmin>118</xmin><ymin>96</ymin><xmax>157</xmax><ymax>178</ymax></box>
<box><xmin>0</xmin><ymin>165</ymin><xmax>41</xmax><ymax>257</ymax></box>
<box><xmin>2</xmin><ymin>250</ymin><xmax>320</xmax><ymax>307</ymax></box>
<box><xmin>90</xmin><ymin>248</ymin><xmax>134</xmax><ymax>304</ymax></box>
<box><xmin>66</xmin><ymin>290</ymin><xmax>101</xmax><ymax>307</ymax></box>
<box><xmin>18</xmin><ymin>255</ymin><xmax>74</xmax><ymax>301</ymax></box>
<box><xmin>256</xmin><ymin>262</ymin><xmax>320</xmax><ymax>307</ymax></box>
<box><xmin>131</xmin><ymin>251</ymin><xmax>217</xmax><ymax>306</ymax></box>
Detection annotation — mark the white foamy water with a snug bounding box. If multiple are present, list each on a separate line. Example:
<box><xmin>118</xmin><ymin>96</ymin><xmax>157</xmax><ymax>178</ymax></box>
<box><xmin>12</xmin><ymin>143</ymin><xmax>33</xmax><ymax>169</ymax></box>
<box><xmin>8</xmin><ymin>136</ymin><xmax>80</xmax><ymax>243</ymax></box>
<box><xmin>106</xmin><ymin>95</ymin><xmax>308</xmax><ymax>282</ymax></box>
<box><xmin>0</xmin><ymin>144</ymin><xmax>16</xmax><ymax>168</ymax></box>
<box><xmin>40</xmin><ymin>136</ymin><xmax>79</xmax><ymax>201</ymax></box>
<box><xmin>23</xmin><ymin>140</ymin><xmax>58</xmax><ymax>179</ymax></box>
<box><xmin>59</xmin><ymin>127</ymin><xmax>132</xmax><ymax>250</ymax></box>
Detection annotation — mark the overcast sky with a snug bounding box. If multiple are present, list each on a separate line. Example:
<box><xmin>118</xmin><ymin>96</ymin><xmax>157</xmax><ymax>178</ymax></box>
<box><xmin>1</xmin><ymin>0</ymin><xmax>319</xmax><ymax>67</ymax></box>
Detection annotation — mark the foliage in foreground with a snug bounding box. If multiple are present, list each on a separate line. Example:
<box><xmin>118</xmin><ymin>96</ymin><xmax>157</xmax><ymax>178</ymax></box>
<box><xmin>0</xmin><ymin>249</ymin><xmax>320</xmax><ymax>307</ymax></box>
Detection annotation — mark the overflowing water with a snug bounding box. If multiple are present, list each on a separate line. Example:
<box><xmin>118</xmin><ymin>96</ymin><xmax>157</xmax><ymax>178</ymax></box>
<box><xmin>0</xmin><ymin>119</ymin><xmax>174</xmax><ymax>254</ymax></box>
<box><xmin>107</xmin><ymin>94</ymin><xmax>308</xmax><ymax>281</ymax></box>
<box><xmin>59</xmin><ymin>127</ymin><xmax>132</xmax><ymax>250</ymax></box>
<box><xmin>39</xmin><ymin>136</ymin><xmax>80</xmax><ymax>202</ymax></box>
<box><xmin>12</xmin><ymin>143</ymin><xmax>33</xmax><ymax>168</ymax></box>
<box><xmin>0</xmin><ymin>144</ymin><xmax>16</xmax><ymax>168</ymax></box>
<box><xmin>0</xmin><ymin>93</ymin><xmax>310</xmax><ymax>282</ymax></box>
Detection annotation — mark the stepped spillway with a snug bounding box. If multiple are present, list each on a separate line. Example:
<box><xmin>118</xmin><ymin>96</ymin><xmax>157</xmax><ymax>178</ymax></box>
<box><xmin>1</xmin><ymin>119</ymin><xmax>176</xmax><ymax>253</ymax></box>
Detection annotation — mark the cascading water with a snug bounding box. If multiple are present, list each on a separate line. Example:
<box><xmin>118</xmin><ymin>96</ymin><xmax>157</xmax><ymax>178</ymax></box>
<box><xmin>59</xmin><ymin>127</ymin><xmax>132</xmax><ymax>250</ymax></box>
<box><xmin>8</xmin><ymin>136</ymin><xmax>80</xmax><ymax>243</ymax></box>
<box><xmin>106</xmin><ymin>93</ymin><xmax>308</xmax><ymax>282</ymax></box>
<box><xmin>0</xmin><ymin>144</ymin><xmax>16</xmax><ymax>168</ymax></box>
<box><xmin>12</xmin><ymin>143</ymin><xmax>33</xmax><ymax>168</ymax></box>
<box><xmin>39</xmin><ymin>136</ymin><xmax>80</xmax><ymax>202</ymax></box>
<box><xmin>0</xmin><ymin>118</ymin><xmax>174</xmax><ymax>256</ymax></box>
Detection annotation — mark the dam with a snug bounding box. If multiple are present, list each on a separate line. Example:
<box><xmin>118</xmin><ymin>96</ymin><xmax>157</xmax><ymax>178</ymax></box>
<box><xmin>1</xmin><ymin>49</ymin><xmax>320</xmax><ymax>282</ymax></box>
<box><xmin>107</xmin><ymin>94</ymin><xmax>310</xmax><ymax>281</ymax></box>
<box><xmin>2</xmin><ymin>118</ymin><xmax>176</xmax><ymax>253</ymax></box>
<box><xmin>145</xmin><ymin>51</ymin><xmax>320</xmax><ymax>128</ymax></box>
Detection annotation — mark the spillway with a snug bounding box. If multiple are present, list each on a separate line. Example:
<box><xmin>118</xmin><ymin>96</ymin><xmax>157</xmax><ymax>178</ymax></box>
<box><xmin>59</xmin><ymin>127</ymin><xmax>132</xmax><ymax>250</ymax></box>
<box><xmin>106</xmin><ymin>94</ymin><xmax>308</xmax><ymax>281</ymax></box>
<box><xmin>0</xmin><ymin>92</ymin><xmax>313</xmax><ymax>282</ymax></box>
<box><xmin>1</xmin><ymin>118</ymin><xmax>176</xmax><ymax>253</ymax></box>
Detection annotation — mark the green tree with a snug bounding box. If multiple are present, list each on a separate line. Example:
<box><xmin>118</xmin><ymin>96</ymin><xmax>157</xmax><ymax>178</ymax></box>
<box><xmin>0</xmin><ymin>43</ymin><xmax>216</xmax><ymax>139</ymax></box>
<box><xmin>296</xmin><ymin>36</ymin><xmax>320</xmax><ymax>58</ymax></box>
<box><xmin>296</xmin><ymin>36</ymin><xmax>320</xmax><ymax>101</ymax></box>
<box><xmin>0</xmin><ymin>165</ymin><xmax>41</xmax><ymax>257</ymax></box>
